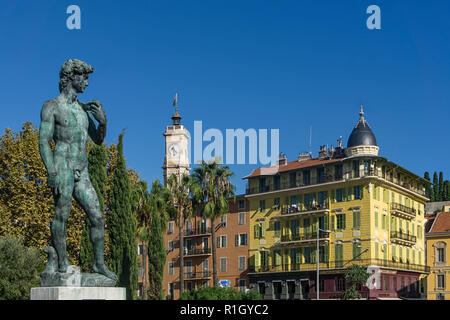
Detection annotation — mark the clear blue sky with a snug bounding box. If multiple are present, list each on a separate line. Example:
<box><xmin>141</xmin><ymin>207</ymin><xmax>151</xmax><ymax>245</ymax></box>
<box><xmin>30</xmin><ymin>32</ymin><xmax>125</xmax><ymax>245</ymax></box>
<box><xmin>0</xmin><ymin>0</ymin><xmax>448</xmax><ymax>194</ymax></box>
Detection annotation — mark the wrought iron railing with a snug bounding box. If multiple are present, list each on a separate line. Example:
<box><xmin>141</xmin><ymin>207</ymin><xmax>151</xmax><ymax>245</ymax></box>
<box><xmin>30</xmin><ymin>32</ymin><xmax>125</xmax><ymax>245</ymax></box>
<box><xmin>245</xmin><ymin>170</ymin><xmax>427</xmax><ymax>197</ymax></box>
<box><xmin>184</xmin><ymin>227</ymin><xmax>212</xmax><ymax>236</ymax></box>
<box><xmin>248</xmin><ymin>258</ymin><xmax>429</xmax><ymax>273</ymax></box>
<box><xmin>280</xmin><ymin>231</ymin><xmax>330</xmax><ymax>243</ymax></box>
<box><xmin>184</xmin><ymin>247</ymin><xmax>211</xmax><ymax>256</ymax></box>
<box><xmin>184</xmin><ymin>271</ymin><xmax>212</xmax><ymax>279</ymax></box>
<box><xmin>281</xmin><ymin>202</ymin><xmax>329</xmax><ymax>215</ymax></box>
<box><xmin>390</xmin><ymin>231</ymin><xmax>417</xmax><ymax>243</ymax></box>
<box><xmin>391</xmin><ymin>202</ymin><xmax>416</xmax><ymax>216</ymax></box>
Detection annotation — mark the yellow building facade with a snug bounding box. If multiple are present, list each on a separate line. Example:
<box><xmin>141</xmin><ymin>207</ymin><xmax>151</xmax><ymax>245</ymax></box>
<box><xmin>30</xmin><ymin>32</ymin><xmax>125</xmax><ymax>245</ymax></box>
<box><xmin>426</xmin><ymin>210</ymin><xmax>450</xmax><ymax>300</ymax></box>
<box><xmin>245</xmin><ymin>108</ymin><xmax>429</xmax><ymax>299</ymax></box>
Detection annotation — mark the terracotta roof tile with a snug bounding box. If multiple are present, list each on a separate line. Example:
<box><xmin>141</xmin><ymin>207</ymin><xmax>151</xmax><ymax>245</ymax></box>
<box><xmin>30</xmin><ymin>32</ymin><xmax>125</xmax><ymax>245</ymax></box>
<box><xmin>429</xmin><ymin>211</ymin><xmax>450</xmax><ymax>233</ymax></box>
<box><xmin>242</xmin><ymin>158</ymin><xmax>343</xmax><ymax>179</ymax></box>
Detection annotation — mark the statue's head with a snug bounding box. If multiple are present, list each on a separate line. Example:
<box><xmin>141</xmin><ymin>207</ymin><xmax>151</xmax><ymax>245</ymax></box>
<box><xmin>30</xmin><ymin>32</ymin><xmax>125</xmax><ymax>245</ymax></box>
<box><xmin>59</xmin><ymin>59</ymin><xmax>94</xmax><ymax>94</ymax></box>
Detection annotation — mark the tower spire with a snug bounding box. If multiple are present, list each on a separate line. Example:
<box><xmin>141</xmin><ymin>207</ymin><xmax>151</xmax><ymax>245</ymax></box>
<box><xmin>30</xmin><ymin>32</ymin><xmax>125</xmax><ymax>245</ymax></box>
<box><xmin>359</xmin><ymin>104</ymin><xmax>364</xmax><ymax>119</ymax></box>
<box><xmin>171</xmin><ymin>92</ymin><xmax>181</xmax><ymax>125</ymax></box>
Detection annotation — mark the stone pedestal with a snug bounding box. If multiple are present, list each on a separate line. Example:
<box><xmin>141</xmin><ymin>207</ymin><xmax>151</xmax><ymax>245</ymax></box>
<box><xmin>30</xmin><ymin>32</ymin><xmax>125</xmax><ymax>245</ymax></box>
<box><xmin>30</xmin><ymin>287</ymin><xmax>126</xmax><ymax>300</ymax></box>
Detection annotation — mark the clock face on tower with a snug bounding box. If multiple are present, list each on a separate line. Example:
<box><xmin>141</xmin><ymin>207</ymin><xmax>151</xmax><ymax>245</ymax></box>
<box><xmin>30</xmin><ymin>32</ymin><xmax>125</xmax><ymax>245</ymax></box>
<box><xmin>168</xmin><ymin>143</ymin><xmax>179</xmax><ymax>157</ymax></box>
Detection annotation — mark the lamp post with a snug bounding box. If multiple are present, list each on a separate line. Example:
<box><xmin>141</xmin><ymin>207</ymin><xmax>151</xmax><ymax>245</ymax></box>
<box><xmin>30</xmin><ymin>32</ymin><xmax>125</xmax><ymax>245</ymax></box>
<box><xmin>316</xmin><ymin>227</ymin><xmax>331</xmax><ymax>300</ymax></box>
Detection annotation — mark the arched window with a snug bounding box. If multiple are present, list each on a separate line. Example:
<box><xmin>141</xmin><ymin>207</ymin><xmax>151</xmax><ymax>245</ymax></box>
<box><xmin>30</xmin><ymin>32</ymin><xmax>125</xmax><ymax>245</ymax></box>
<box><xmin>434</xmin><ymin>241</ymin><xmax>446</xmax><ymax>264</ymax></box>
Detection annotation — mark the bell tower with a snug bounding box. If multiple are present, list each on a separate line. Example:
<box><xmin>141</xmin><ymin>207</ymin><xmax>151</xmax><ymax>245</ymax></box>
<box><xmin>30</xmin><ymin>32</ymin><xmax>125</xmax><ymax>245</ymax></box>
<box><xmin>162</xmin><ymin>94</ymin><xmax>190</xmax><ymax>186</ymax></box>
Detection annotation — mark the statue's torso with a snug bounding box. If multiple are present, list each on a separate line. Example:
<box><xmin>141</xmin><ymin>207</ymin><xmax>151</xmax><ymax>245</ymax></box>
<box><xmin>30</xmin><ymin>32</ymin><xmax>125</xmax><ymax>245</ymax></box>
<box><xmin>52</xmin><ymin>99</ymin><xmax>89</xmax><ymax>171</ymax></box>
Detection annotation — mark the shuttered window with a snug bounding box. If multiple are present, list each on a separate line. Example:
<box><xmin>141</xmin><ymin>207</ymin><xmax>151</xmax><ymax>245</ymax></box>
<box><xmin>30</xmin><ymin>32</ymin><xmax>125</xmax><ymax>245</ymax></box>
<box><xmin>353</xmin><ymin>211</ymin><xmax>360</xmax><ymax>229</ymax></box>
<box><xmin>274</xmin><ymin>221</ymin><xmax>281</xmax><ymax>237</ymax></box>
<box><xmin>353</xmin><ymin>242</ymin><xmax>362</xmax><ymax>260</ymax></box>
<box><xmin>336</xmin><ymin>214</ymin><xmax>346</xmax><ymax>230</ymax></box>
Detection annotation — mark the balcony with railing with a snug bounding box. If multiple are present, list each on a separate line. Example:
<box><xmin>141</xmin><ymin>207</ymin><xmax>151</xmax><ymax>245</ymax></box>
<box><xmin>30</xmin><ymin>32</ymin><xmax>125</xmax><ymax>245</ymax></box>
<box><xmin>184</xmin><ymin>247</ymin><xmax>212</xmax><ymax>257</ymax></box>
<box><xmin>248</xmin><ymin>258</ymin><xmax>429</xmax><ymax>274</ymax></box>
<box><xmin>184</xmin><ymin>227</ymin><xmax>212</xmax><ymax>237</ymax></box>
<box><xmin>245</xmin><ymin>168</ymin><xmax>427</xmax><ymax>198</ymax></box>
<box><xmin>390</xmin><ymin>231</ymin><xmax>417</xmax><ymax>245</ymax></box>
<box><xmin>280</xmin><ymin>231</ymin><xmax>330</xmax><ymax>244</ymax></box>
<box><xmin>390</xmin><ymin>202</ymin><xmax>416</xmax><ymax>219</ymax></box>
<box><xmin>184</xmin><ymin>270</ymin><xmax>212</xmax><ymax>280</ymax></box>
<box><xmin>280</xmin><ymin>202</ymin><xmax>330</xmax><ymax>217</ymax></box>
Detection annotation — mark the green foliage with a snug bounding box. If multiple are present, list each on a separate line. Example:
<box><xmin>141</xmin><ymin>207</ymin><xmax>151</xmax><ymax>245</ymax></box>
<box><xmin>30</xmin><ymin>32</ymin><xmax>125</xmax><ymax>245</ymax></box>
<box><xmin>439</xmin><ymin>172</ymin><xmax>444</xmax><ymax>202</ymax></box>
<box><xmin>432</xmin><ymin>172</ymin><xmax>439</xmax><ymax>202</ymax></box>
<box><xmin>424</xmin><ymin>171</ymin><xmax>450</xmax><ymax>202</ymax></box>
<box><xmin>146</xmin><ymin>179</ymin><xmax>170</xmax><ymax>300</ymax></box>
<box><xmin>342</xmin><ymin>265</ymin><xmax>370</xmax><ymax>300</ymax></box>
<box><xmin>79</xmin><ymin>144</ymin><xmax>108</xmax><ymax>272</ymax></box>
<box><xmin>179</xmin><ymin>286</ymin><xmax>261</xmax><ymax>300</ymax></box>
<box><xmin>108</xmin><ymin>133</ymin><xmax>138</xmax><ymax>300</ymax></box>
<box><xmin>0</xmin><ymin>123</ymin><xmax>84</xmax><ymax>264</ymax></box>
<box><xmin>147</xmin><ymin>207</ymin><xmax>165</xmax><ymax>300</ymax></box>
<box><xmin>166</xmin><ymin>173</ymin><xmax>196</xmax><ymax>295</ymax></box>
<box><xmin>191</xmin><ymin>160</ymin><xmax>235</xmax><ymax>287</ymax></box>
<box><xmin>0</xmin><ymin>236</ymin><xmax>44</xmax><ymax>300</ymax></box>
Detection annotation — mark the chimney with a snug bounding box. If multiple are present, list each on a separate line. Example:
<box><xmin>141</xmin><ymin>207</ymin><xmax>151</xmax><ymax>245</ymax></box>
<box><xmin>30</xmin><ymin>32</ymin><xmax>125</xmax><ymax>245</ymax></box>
<box><xmin>278</xmin><ymin>153</ymin><xmax>287</xmax><ymax>166</ymax></box>
<box><xmin>318</xmin><ymin>145</ymin><xmax>327</xmax><ymax>159</ymax></box>
<box><xmin>298</xmin><ymin>152</ymin><xmax>311</xmax><ymax>162</ymax></box>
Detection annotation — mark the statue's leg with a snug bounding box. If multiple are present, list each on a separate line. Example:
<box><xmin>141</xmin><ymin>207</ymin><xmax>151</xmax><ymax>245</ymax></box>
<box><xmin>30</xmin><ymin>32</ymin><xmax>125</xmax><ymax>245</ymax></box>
<box><xmin>73</xmin><ymin>169</ymin><xmax>118</xmax><ymax>281</ymax></box>
<box><xmin>51</xmin><ymin>168</ymin><xmax>74</xmax><ymax>273</ymax></box>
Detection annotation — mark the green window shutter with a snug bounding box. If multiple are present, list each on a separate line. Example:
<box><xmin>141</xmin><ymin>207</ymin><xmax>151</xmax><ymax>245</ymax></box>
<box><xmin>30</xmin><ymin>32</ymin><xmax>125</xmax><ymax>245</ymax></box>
<box><xmin>295</xmin><ymin>249</ymin><xmax>300</xmax><ymax>264</ymax></box>
<box><xmin>312</xmin><ymin>217</ymin><xmax>317</xmax><ymax>233</ymax></box>
<box><xmin>261</xmin><ymin>221</ymin><xmax>266</xmax><ymax>238</ymax></box>
<box><xmin>274</xmin><ymin>221</ymin><xmax>280</xmax><ymax>237</ymax></box>
<box><xmin>348</xmin><ymin>187</ymin><xmax>352</xmax><ymax>201</ymax></box>
<box><xmin>375</xmin><ymin>242</ymin><xmax>379</xmax><ymax>259</ymax></box>
<box><xmin>324</xmin><ymin>216</ymin><xmax>329</xmax><ymax>231</ymax></box>
<box><xmin>360</xmin><ymin>186</ymin><xmax>364</xmax><ymax>199</ymax></box>
<box><xmin>353</xmin><ymin>211</ymin><xmax>360</xmax><ymax>228</ymax></box>
<box><xmin>254</xmin><ymin>224</ymin><xmax>259</xmax><ymax>239</ymax></box>
<box><xmin>343</xmin><ymin>214</ymin><xmax>346</xmax><ymax>230</ymax></box>
<box><xmin>255</xmin><ymin>251</ymin><xmax>260</xmax><ymax>267</ymax></box>
<box><xmin>331</xmin><ymin>215</ymin><xmax>335</xmax><ymax>230</ymax></box>
<box><xmin>311</xmin><ymin>247</ymin><xmax>316</xmax><ymax>263</ymax></box>
<box><xmin>375</xmin><ymin>212</ymin><xmax>378</xmax><ymax>228</ymax></box>
<box><xmin>331</xmin><ymin>190</ymin><xmax>336</xmax><ymax>203</ymax></box>
<box><xmin>382</xmin><ymin>214</ymin><xmax>385</xmax><ymax>229</ymax></box>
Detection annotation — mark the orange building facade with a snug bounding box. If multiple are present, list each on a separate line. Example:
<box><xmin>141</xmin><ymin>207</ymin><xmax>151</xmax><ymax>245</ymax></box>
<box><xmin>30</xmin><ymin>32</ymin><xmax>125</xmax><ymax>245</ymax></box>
<box><xmin>162</xmin><ymin>196</ymin><xmax>250</xmax><ymax>300</ymax></box>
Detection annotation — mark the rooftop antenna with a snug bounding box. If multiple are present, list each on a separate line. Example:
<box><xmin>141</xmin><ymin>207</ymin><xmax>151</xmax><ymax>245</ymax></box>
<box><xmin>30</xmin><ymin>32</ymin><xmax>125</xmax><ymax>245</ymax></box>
<box><xmin>309</xmin><ymin>125</ymin><xmax>312</xmax><ymax>155</ymax></box>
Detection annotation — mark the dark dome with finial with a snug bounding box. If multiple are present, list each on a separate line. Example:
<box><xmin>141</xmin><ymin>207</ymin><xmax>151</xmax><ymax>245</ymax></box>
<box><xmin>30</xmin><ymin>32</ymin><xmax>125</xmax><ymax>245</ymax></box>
<box><xmin>171</xmin><ymin>108</ymin><xmax>181</xmax><ymax>125</ymax></box>
<box><xmin>347</xmin><ymin>106</ymin><xmax>377</xmax><ymax>148</ymax></box>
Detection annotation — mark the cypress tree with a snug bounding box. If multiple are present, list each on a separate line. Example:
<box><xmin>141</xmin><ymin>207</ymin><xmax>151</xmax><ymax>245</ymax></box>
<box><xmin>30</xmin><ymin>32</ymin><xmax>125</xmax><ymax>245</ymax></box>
<box><xmin>445</xmin><ymin>180</ymin><xmax>450</xmax><ymax>201</ymax></box>
<box><xmin>108</xmin><ymin>133</ymin><xmax>138</xmax><ymax>300</ymax></box>
<box><xmin>439</xmin><ymin>172</ymin><xmax>444</xmax><ymax>201</ymax></box>
<box><xmin>432</xmin><ymin>172</ymin><xmax>439</xmax><ymax>202</ymax></box>
<box><xmin>424</xmin><ymin>172</ymin><xmax>432</xmax><ymax>201</ymax></box>
<box><xmin>79</xmin><ymin>144</ymin><xmax>108</xmax><ymax>272</ymax></box>
<box><xmin>147</xmin><ymin>209</ymin><xmax>166</xmax><ymax>300</ymax></box>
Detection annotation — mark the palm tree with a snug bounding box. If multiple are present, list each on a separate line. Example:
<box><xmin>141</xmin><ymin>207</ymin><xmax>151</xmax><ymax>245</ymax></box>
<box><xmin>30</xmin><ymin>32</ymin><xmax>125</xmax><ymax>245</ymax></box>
<box><xmin>191</xmin><ymin>160</ymin><xmax>235</xmax><ymax>287</ymax></box>
<box><xmin>166</xmin><ymin>173</ymin><xmax>195</xmax><ymax>296</ymax></box>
